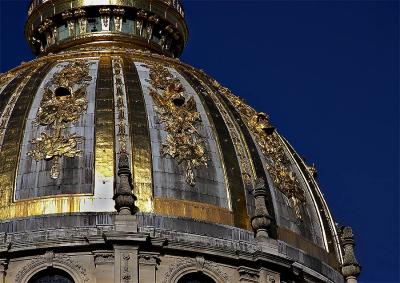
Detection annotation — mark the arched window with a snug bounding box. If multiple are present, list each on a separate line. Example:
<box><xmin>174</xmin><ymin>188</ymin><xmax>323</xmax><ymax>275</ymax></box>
<box><xmin>28</xmin><ymin>268</ymin><xmax>74</xmax><ymax>283</ymax></box>
<box><xmin>177</xmin><ymin>272</ymin><xmax>215</xmax><ymax>283</ymax></box>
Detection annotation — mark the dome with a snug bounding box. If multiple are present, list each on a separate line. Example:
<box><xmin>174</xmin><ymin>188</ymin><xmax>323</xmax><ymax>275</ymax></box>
<box><xmin>0</xmin><ymin>1</ymin><xmax>360</xmax><ymax>283</ymax></box>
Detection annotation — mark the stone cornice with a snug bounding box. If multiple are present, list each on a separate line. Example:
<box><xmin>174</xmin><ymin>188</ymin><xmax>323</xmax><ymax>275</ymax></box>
<box><xmin>0</xmin><ymin>225</ymin><xmax>343</xmax><ymax>282</ymax></box>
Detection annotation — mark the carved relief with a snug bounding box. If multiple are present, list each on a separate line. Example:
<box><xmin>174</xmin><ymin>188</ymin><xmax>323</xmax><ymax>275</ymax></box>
<box><xmin>122</xmin><ymin>253</ymin><xmax>131</xmax><ymax>283</ymax></box>
<box><xmin>15</xmin><ymin>252</ymin><xmax>89</xmax><ymax>283</ymax></box>
<box><xmin>146</xmin><ymin>63</ymin><xmax>209</xmax><ymax>186</ymax></box>
<box><xmin>162</xmin><ymin>257</ymin><xmax>230</xmax><ymax>283</ymax></box>
<box><xmin>237</xmin><ymin>266</ymin><xmax>259</xmax><ymax>283</ymax></box>
<box><xmin>138</xmin><ymin>253</ymin><xmax>159</xmax><ymax>266</ymax></box>
<box><xmin>27</xmin><ymin>60</ymin><xmax>93</xmax><ymax>179</ymax></box>
<box><xmin>212</xmin><ymin>80</ymin><xmax>306</xmax><ymax>219</ymax></box>
<box><xmin>94</xmin><ymin>252</ymin><xmax>114</xmax><ymax>266</ymax></box>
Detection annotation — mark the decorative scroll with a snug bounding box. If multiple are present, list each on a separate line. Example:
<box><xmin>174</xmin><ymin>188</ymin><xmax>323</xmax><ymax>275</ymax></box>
<box><xmin>212</xmin><ymin>80</ymin><xmax>306</xmax><ymax>219</ymax></box>
<box><xmin>146</xmin><ymin>63</ymin><xmax>208</xmax><ymax>186</ymax></box>
<box><xmin>28</xmin><ymin>60</ymin><xmax>93</xmax><ymax>179</ymax></box>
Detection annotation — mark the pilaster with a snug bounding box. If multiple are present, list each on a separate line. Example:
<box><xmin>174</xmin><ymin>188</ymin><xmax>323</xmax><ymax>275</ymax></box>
<box><xmin>114</xmin><ymin>245</ymin><xmax>138</xmax><ymax>283</ymax></box>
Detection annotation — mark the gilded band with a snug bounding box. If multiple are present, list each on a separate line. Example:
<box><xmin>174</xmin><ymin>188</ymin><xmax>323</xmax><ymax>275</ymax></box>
<box><xmin>178</xmin><ymin>67</ymin><xmax>250</xmax><ymax>230</ymax></box>
<box><xmin>95</xmin><ymin>56</ymin><xmax>115</xmax><ymax>180</ymax></box>
<box><xmin>122</xmin><ymin>57</ymin><xmax>153</xmax><ymax>212</ymax></box>
<box><xmin>154</xmin><ymin>198</ymin><xmax>234</xmax><ymax>226</ymax></box>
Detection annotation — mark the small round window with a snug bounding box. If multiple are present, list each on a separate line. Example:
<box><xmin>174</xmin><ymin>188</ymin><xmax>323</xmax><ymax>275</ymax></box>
<box><xmin>54</xmin><ymin>87</ymin><xmax>71</xmax><ymax>98</ymax></box>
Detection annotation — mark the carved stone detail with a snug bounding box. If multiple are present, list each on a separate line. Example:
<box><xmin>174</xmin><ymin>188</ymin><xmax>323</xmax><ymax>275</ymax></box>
<box><xmin>138</xmin><ymin>253</ymin><xmax>159</xmax><ymax>266</ymax></box>
<box><xmin>94</xmin><ymin>251</ymin><xmax>114</xmax><ymax>266</ymax></box>
<box><xmin>122</xmin><ymin>253</ymin><xmax>131</xmax><ymax>283</ymax></box>
<box><xmin>340</xmin><ymin>226</ymin><xmax>361</xmax><ymax>283</ymax></box>
<box><xmin>251</xmin><ymin>178</ymin><xmax>272</xmax><ymax>240</ymax></box>
<box><xmin>162</xmin><ymin>257</ymin><xmax>230</xmax><ymax>283</ymax></box>
<box><xmin>15</xmin><ymin>252</ymin><xmax>89</xmax><ymax>283</ymax></box>
<box><xmin>146</xmin><ymin>63</ymin><xmax>209</xmax><ymax>186</ymax></box>
<box><xmin>112</xmin><ymin>58</ymin><xmax>137</xmax><ymax>215</ymax></box>
<box><xmin>238</xmin><ymin>266</ymin><xmax>259</xmax><ymax>283</ymax></box>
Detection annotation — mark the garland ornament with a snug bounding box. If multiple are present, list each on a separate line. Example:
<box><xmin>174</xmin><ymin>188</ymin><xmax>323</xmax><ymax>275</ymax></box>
<box><xmin>28</xmin><ymin>60</ymin><xmax>92</xmax><ymax>179</ymax></box>
<box><xmin>147</xmin><ymin>64</ymin><xmax>208</xmax><ymax>186</ymax></box>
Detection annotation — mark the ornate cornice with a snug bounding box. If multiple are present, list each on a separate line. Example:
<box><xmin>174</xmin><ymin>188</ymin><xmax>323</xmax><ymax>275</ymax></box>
<box><xmin>25</xmin><ymin>0</ymin><xmax>188</xmax><ymax>57</ymax></box>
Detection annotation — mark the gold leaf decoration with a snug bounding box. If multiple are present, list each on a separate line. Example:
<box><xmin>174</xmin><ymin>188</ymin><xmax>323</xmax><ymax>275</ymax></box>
<box><xmin>212</xmin><ymin>80</ymin><xmax>306</xmax><ymax>219</ymax></box>
<box><xmin>113</xmin><ymin>59</ymin><xmax>129</xmax><ymax>154</ymax></box>
<box><xmin>0</xmin><ymin>72</ymin><xmax>14</xmax><ymax>90</ymax></box>
<box><xmin>28</xmin><ymin>60</ymin><xmax>92</xmax><ymax>179</ymax></box>
<box><xmin>146</xmin><ymin>63</ymin><xmax>208</xmax><ymax>186</ymax></box>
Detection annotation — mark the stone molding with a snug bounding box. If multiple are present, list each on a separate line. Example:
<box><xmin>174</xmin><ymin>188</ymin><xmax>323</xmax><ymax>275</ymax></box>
<box><xmin>0</xmin><ymin>223</ymin><xmax>343</xmax><ymax>282</ymax></box>
<box><xmin>238</xmin><ymin>266</ymin><xmax>259</xmax><ymax>282</ymax></box>
<box><xmin>93</xmin><ymin>251</ymin><xmax>115</xmax><ymax>266</ymax></box>
<box><xmin>162</xmin><ymin>256</ymin><xmax>230</xmax><ymax>283</ymax></box>
<box><xmin>15</xmin><ymin>251</ymin><xmax>90</xmax><ymax>283</ymax></box>
<box><xmin>138</xmin><ymin>252</ymin><xmax>160</xmax><ymax>266</ymax></box>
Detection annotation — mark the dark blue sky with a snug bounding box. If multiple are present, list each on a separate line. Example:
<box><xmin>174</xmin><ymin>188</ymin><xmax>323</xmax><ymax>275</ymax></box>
<box><xmin>1</xmin><ymin>1</ymin><xmax>399</xmax><ymax>282</ymax></box>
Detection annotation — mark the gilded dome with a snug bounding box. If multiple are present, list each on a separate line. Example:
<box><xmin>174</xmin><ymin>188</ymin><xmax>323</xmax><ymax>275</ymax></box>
<box><xmin>0</xmin><ymin>47</ymin><xmax>341</xmax><ymax>264</ymax></box>
<box><xmin>0</xmin><ymin>1</ymin><xmax>361</xmax><ymax>282</ymax></box>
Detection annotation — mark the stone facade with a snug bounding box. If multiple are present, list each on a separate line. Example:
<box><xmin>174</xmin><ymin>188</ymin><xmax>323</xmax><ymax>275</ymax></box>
<box><xmin>0</xmin><ymin>213</ymin><xmax>346</xmax><ymax>283</ymax></box>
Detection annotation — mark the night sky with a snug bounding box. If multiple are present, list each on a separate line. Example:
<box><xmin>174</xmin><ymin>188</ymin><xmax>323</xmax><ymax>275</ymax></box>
<box><xmin>0</xmin><ymin>1</ymin><xmax>398</xmax><ymax>282</ymax></box>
